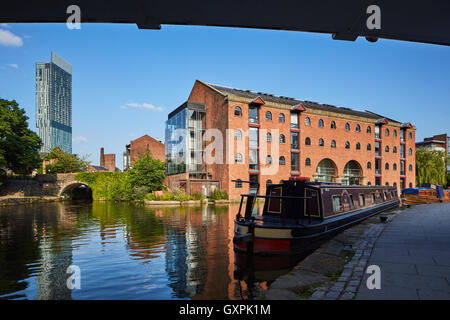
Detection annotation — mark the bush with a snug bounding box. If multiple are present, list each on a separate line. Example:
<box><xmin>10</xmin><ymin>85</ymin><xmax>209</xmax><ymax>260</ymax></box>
<box><xmin>210</xmin><ymin>190</ymin><xmax>228</xmax><ymax>200</ymax></box>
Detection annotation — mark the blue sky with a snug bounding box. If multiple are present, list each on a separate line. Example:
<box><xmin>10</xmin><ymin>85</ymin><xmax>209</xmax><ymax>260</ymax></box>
<box><xmin>0</xmin><ymin>23</ymin><xmax>449</xmax><ymax>169</ymax></box>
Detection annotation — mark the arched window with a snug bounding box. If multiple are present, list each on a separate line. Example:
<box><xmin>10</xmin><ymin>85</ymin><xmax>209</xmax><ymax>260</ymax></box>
<box><xmin>393</xmin><ymin>182</ymin><xmax>397</xmax><ymax>188</ymax></box>
<box><xmin>409</xmin><ymin>148</ymin><xmax>413</xmax><ymax>155</ymax></box>
<box><xmin>318</xmin><ymin>119</ymin><xmax>324</xmax><ymax>127</ymax></box>
<box><xmin>409</xmin><ymin>182</ymin><xmax>413</xmax><ymax>188</ymax></box>
<box><xmin>393</xmin><ymin>163</ymin><xmax>397</xmax><ymax>171</ymax></box>
<box><xmin>385</xmin><ymin>182</ymin><xmax>389</xmax><ymax>186</ymax></box>
<box><xmin>266</xmin><ymin>132</ymin><xmax>272</xmax><ymax>142</ymax></box>
<box><xmin>385</xmin><ymin>128</ymin><xmax>390</xmax><ymax>136</ymax></box>
<box><xmin>265</xmin><ymin>111</ymin><xmax>272</xmax><ymax>120</ymax></box>
<box><xmin>409</xmin><ymin>164</ymin><xmax>413</xmax><ymax>171</ymax></box>
<box><xmin>279</xmin><ymin>113</ymin><xmax>285</xmax><ymax>122</ymax></box>
<box><xmin>367</xmin><ymin>143</ymin><xmax>372</xmax><ymax>151</ymax></box>
<box><xmin>368</xmin><ymin>182</ymin><xmax>372</xmax><ymax>185</ymax></box>
<box><xmin>385</xmin><ymin>146</ymin><xmax>389</xmax><ymax>152</ymax></box>
<box><xmin>266</xmin><ymin>155</ymin><xmax>272</xmax><ymax>164</ymax></box>
<box><xmin>385</xmin><ymin>163</ymin><xmax>389</xmax><ymax>170</ymax></box>
<box><xmin>305</xmin><ymin>158</ymin><xmax>311</xmax><ymax>166</ymax></box>
<box><xmin>305</xmin><ymin>137</ymin><xmax>311</xmax><ymax>146</ymax></box>
<box><xmin>305</xmin><ymin>117</ymin><xmax>311</xmax><ymax>126</ymax></box>
<box><xmin>266</xmin><ymin>179</ymin><xmax>272</xmax><ymax>187</ymax></box>
<box><xmin>367</xmin><ymin>126</ymin><xmax>372</xmax><ymax>134</ymax></box>
<box><xmin>235</xmin><ymin>153</ymin><xmax>243</xmax><ymax>163</ymax></box>
<box><xmin>345</xmin><ymin>141</ymin><xmax>350</xmax><ymax>149</ymax></box>
<box><xmin>345</xmin><ymin>123</ymin><xmax>350</xmax><ymax>131</ymax></box>
<box><xmin>393</xmin><ymin>146</ymin><xmax>397</xmax><ymax>153</ymax></box>
<box><xmin>356</xmin><ymin>142</ymin><xmax>361</xmax><ymax>150</ymax></box>
<box><xmin>279</xmin><ymin>156</ymin><xmax>286</xmax><ymax>165</ymax></box>
<box><xmin>319</xmin><ymin>138</ymin><xmax>324</xmax><ymax>147</ymax></box>
<box><xmin>367</xmin><ymin>161</ymin><xmax>372</xmax><ymax>169</ymax></box>
<box><xmin>331</xmin><ymin>121</ymin><xmax>336</xmax><ymax>129</ymax></box>
<box><xmin>331</xmin><ymin>140</ymin><xmax>336</xmax><ymax>148</ymax></box>
<box><xmin>234</xmin><ymin>106</ymin><xmax>242</xmax><ymax>116</ymax></box>
<box><xmin>356</xmin><ymin>124</ymin><xmax>361</xmax><ymax>132</ymax></box>
<box><xmin>279</xmin><ymin>134</ymin><xmax>286</xmax><ymax>144</ymax></box>
<box><xmin>235</xmin><ymin>129</ymin><xmax>242</xmax><ymax>140</ymax></box>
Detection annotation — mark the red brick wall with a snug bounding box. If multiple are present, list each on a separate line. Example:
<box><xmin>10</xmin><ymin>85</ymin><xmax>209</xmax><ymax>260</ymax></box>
<box><xmin>130</xmin><ymin>135</ymin><xmax>165</xmax><ymax>164</ymax></box>
<box><xmin>104</xmin><ymin>154</ymin><xmax>116</xmax><ymax>172</ymax></box>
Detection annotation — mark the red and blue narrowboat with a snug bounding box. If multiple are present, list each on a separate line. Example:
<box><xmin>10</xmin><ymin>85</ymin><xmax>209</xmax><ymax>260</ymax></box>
<box><xmin>401</xmin><ymin>184</ymin><xmax>450</xmax><ymax>205</ymax></box>
<box><xmin>233</xmin><ymin>177</ymin><xmax>400</xmax><ymax>255</ymax></box>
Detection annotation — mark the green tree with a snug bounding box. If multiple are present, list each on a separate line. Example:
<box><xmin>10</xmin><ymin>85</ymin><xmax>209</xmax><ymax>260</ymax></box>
<box><xmin>416</xmin><ymin>148</ymin><xmax>446</xmax><ymax>186</ymax></box>
<box><xmin>128</xmin><ymin>152</ymin><xmax>165</xmax><ymax>193</ymax></box>
<box><xmin>0</xmin><ymin>99</ymin><xmax>42</xmax><ymax>174</ymax></box>
<box><xmin>45</xmin><ymin>148</ymin><xmax>90</xmax><ymax>173</ymax></box>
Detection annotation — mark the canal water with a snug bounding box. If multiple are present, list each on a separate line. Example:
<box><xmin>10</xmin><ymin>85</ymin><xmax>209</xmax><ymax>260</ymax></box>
<box><xmin>0</xmin><ymin>202</ymin><xmax>304</xmax><ymax>300</ymax></box>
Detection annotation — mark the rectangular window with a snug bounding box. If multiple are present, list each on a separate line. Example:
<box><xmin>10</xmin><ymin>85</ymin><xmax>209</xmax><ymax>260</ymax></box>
<box><xmin>290</xmin><ymin>113</ymin><xmax>298</xmax><ymax>129</ymax></box>
<box><xmin>249</xmin><ymin>174</ymin><xmax>259</xmax><ymax>194</ymax></box>
<box><xmin>375</xmin><ymin>141</ymin><xmax>381</xmax><ymax>157</ymax></box>
<box><xmin>332</xmin><ymin>196</ymin><xmax>343</xmax><ymax>213</ymax></box>
<box><xmin>400</xmin><ymin>144</ymin><xmax>405</xmax><ymax>158</ymax></box>
<box><xmin>349</xmin><ymin>195</ymin><xmax>355</xmax><ymax>210</ymax></box>
<box><xmin>249</xmin><ymin>127</ymin><xmax>258</xmax><ymax>147</ymax></box>
<box><xmin>375</xmin><ymin>125</ymin><xmax>380</xmax><ymax>139</ymax></box>
<box><xmin>291</xmin><ymin>153</ymin><xmax>299</xmax><ymax>172</ymax></box>
<box><xmin>359</xmin><ymin>194</ymin><xmax>365</xmax><ymax>207</ymax></box>
<box><xmin>375</xmin><ymin>176</ymin><xmax>381</xmax><ymax>185</ymax></box>
<box><xmin>249</xmin><ymin>149</ymin><xmax>258</xmax><ymax>171</ymax></box>
<box><xmin>249</xmin><ymin>107</ymin><xmax>258</xmax><ymax>124</ymax></box>
<box><xmin>375</xmin><ymin>158</ymin><xmax>381</xmax><ymax>175</ymax></box>
<box><xmin>371</xmin><ymin>193</ymin><xmax>376</xmax><ymax>204</ymax></box>
<box><xmin>291</xmin><ymin>132</ymin><xmax>299</xmax><ymax>150</ymax></box>
<box><xmin>400</xmin><ymin>129</ymin><xmax>405</xmax><ymax>142</ymax></box>
<box><xmin>235</xmin><ymin>179</ymin><xmax>242</xmax><ymax>188</ymax></box>
<box><xmin>400</xmin><ymin>160</ymin><xmax>405</xmax><ymax>175</ymax></box>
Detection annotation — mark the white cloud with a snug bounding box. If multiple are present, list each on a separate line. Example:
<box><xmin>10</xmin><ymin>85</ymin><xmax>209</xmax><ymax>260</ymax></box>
<box><xmin>0</xmin><ymin>29</ymin><xmax>23</xmax><ymax>47</ymax></box>
<box><xmin>72</xmin><ymin>136</ymin><xmax>88</xmax><ymax>142</ymax></box>
<box><xmin>121</xmin><ymin>102</ymin><xmax>164</xmax><ymax>112</ymax></box>
<box><xmin>6</xmin><ymin>64</ymin><xmax>18</xmax><ymax>68</ymax></box>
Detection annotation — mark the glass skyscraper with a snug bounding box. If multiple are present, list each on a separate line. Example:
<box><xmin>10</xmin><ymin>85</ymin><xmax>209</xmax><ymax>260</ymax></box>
<box><xmin>36</xmin><ymin>51</ymin><xmax>72</xmax><ymax>154</ymax></box>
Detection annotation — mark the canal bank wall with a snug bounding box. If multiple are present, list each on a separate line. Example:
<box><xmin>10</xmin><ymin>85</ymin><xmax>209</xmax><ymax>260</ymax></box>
<box><xmin>263</xmin><ymin>208</ymin><xmax>402</xmax><ymax>300</ymax></box>
<box><xmin>0</xmin><ymin>196</ymin><xmax>61</xmax><ymax>206</ymax></box>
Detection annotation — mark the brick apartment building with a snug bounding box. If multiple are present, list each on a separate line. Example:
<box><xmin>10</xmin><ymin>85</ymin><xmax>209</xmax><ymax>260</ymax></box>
<box><xmin>123</xmin><ymin>135</ymin><xmax>165</xmax><ymax>170</ymax></box>
<box><xmin>416</xmin><ymin>133</ymin><xmax>450</xmax><ymax>173</ymax></box>
<box><xmin>165</xmin><ymin>80</ymin><xmax>416</xmax><ymax>199</ymax></box>
<box><xmin>100</xmin><ymin>147</ymin><xmax>116</xmax><ymax>172</ymax></box>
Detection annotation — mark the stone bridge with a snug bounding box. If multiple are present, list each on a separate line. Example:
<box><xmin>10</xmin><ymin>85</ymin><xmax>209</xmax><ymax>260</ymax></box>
<box><xmin>0</xmin><ymin>173</ymin><xmax>92</xmax><ymax>198</ymax></box>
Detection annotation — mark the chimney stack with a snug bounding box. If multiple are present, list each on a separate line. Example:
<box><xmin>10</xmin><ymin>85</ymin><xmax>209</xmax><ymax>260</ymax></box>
<box><xmin>100</xmin><ymin>147</ymin><xmax>105</xmax><ymax>167</ymax></box>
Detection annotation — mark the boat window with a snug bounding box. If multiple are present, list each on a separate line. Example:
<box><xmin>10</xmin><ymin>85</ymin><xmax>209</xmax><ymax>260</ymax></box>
<box><xmin>371</xmin><ymin>193</ymin><xmax>376</xmax><ymax>204</ymax></box>
<box><xmin>359</xmin><ymin>194</ymin><xmax>365</xmax><ymax>207</ymax></box>
<box><xmin>383</xmin><ymin>192</ymin><xmax>387</xmax><ymax>201</ymax></box>
<box><xmin>332</xmin><ymin>196</ymin><xmax>343</xmax><ymax>213</ymax></box>
<box><xmin>349</xmin><ymin>195</ymin><xmax>355</xmax><ymax>210</ymax></box>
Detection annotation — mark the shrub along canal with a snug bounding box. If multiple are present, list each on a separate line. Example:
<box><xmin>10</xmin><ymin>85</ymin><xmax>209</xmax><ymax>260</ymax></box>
<box><xmin>0</xmin><ymin>201</ymin><xmax>306</xmax><ymax>300</ymax></box>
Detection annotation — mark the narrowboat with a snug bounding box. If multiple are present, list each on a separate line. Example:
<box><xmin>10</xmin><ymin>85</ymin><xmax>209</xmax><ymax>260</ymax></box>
<box><xmin>401</xmin><ymin>184</ymin><xmax>450</xmax><ymax>205</ymax></box>
<box><xmin>233</xmin><ymin>177</ymin><xmax>400</xmax><ymax>255</ymax></box>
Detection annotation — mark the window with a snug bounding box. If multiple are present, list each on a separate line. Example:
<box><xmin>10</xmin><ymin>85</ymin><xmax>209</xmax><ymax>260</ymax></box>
<box><xmin>249</xmin><ymin>127</ymin><xmax>258</xmax><ymax>147</ymax></box>
<box><xmin>394</xmin><ymin>130</ymin><xmax>397</xmax><ymax>137</ymax></box>
<box><xmin>385</xmin><ymin>146</ymin><xmax>389</xmax><ymax>153</ymax></box>
<box><xmin>385</xmin><ymin>128</ymin><xmax>390</xmax><ymax>136</ymax></box>
<box><xmin>367</xmin><ymin>161</ymin><xmax>372</xmax><ymax>169</ymax></box>
<box><xmin>367</xmin><ymin>126</ymin><xmax>372</xmax><ymax>134</ymax></box>
<box><xmin>400</xmin><ymin>144</ymin><xmax>405</xmax><ymax>158</ymax></box>
<box><xmin>409</xmin><ymin>164</ymin><xmax>413</xmax><ymax>171</ymax></box>
<box><xmin>409</xmin><ymin>182</ymin><xmax>413</xmax><ymax>188</ymax></box>
<box><xmin>266</xmin><ymin>132</ymin><xmax>272</xmax><ymax>142</ymax></box>
<box><xmin>249</xmin><ymin>174</ymin><xmax>259</xmax><ymax>194</ymax></box>
<box><xmin>305</xmin><ymin>137</ymin><xmax>311</xmax><ymax>146</ymax></box>
<box><xmin>279</xmin><ymin>134</ymin><xmax>286</xmax><ymax>144</ymax></box>
<box><xmin>332</xmin><ymin>196</ymin><xmax>343</xmax><ymax>213</ymax></box>
<box><xmin>249</xmin><ymin>106</ymin><xmax>258</xmax><ymax>124</ymax></box>
<box><xmin>409</xmin><ymin>148</ymin><xmax>413</xmax><ymax>156</ymax></box>
<box><xmin>266</xmin><ymin>111</ymin><xmax>272</xmax><ymax>120</ymax></box>
<box><xmin>234</xmin><ymin>106</ymin><xmax>242</xmax><ymax>116</ymax></box>
<box><xmin>319</xmin><ymin>138</ymin><xmax>324</xmax><ymax>147</ymax></box>
<box><xmin>331</xmin><ymin>140</ymin><xmax>336</xmax><ymax>148</ymax></box>
<box><xmin>266</xmin><ymin>155</ymin><xmax>272</xmax><ymax>164</ymax></box>
<box><xmin>291</xmin><ymin>132</ymin><xmax>299</xmax><ymax>149</ymax></box>
<box><xmin>345</xmin><ymin>123</ymin><xmax>350</xmax><ymax>131</ymax></box>
<box><xmin>385</xmin><ymin>163</ymin><xmax>389</xmax><ymax>170</ymax></box>
<box><xmin>367</xmin><ymin>143</ymin><xmax>372</xmax><ymax>151</ymax></box>
<box><xmin>371</xmin><ymin>193</ymin><xmax>376</xmax><ymax>204</ymax></box>
<box><xmin>235</xmin><ymin>153</ymin><xmax>243</xmax><ymax>163</ymax></box>
<box><xmin>249</xmin><ymin>149</ymin><xmax>258</xmax><ymax>170</ymax></box>
<box><xmin>345</xmin><ymin>141</ymin><xmax>350</xmax><ymax>149</ymax></box>
<box><xmin>235</xmin><ymin>129</ymin><xmax>242</xmax><ymax>140</ymax></box>
<box><xmin>393</xmin><ymin>146</ymin><xmax>397</xmax><ymax>153</ymax></box>
<box><xmin>235</xmin><ymin>179</ymin><xmax>242</xmax><ymax>188</ymax></box>
<box><xmin>368</xmin><ymin>182</ymin><xmax>372</xmax><ymax>185</ymax></box>
<box><xmin>349</xmin><ymin>195</ymin><xmax>355</xmax><ymax>210</ymax></box>
<box><xmin>279</xmin><ymin>113</ymin><xmax>285</xmax><ymax>122</ymax></box>
<box><xmin>375</xmin><ymin>141</ymin><xmax>381</xmax><ymax>156</ymax></box>
<box><xmin>304</xmin><ymin>117</ymin><xmax>311</xmax><ymax>126</ymax></box>
<box><xmin>359</xmin><ymin>194</ymin><xmax>365</xmax><ymax>207</ymax></box>
<box><xmin>279</xmin><ymin>156</ymin><xmax>286</xmax><ymax>165</ymax></box>
<box><xmin>318</xmin><ymin>119</ymin><xmax>324</xmax><ymax>127</ymax></box>
<box><xmin>356</xmin><ymin>142</ymin><xmax>361</xmax><ymax>150</ymax></box>
<box><xmin>409</xmin><ymin>132</ymin><xmax>413</xmax><ymax>139</ymax></box>
<box><xmin>400</xmin><ymin>129</ymin><xmax>405</xmax><ymax>142</ymax></box>
<box><xmin>305</xmin><ymin>158</ymin><xmax>311</xmax><ymax>166</ymax></box>
<box><xmin>331</xmin><ymin>121</ymin><xmax>336</xmax><ymax>129</ymax></box>
<box><xmin>375</xmin><ymin>158</ymin><xmax>381</xmax><ymax>175</ymax></box>
<box><xmin>356</xmin><ymin>124</ymin><xmax>361</xmax><ymax>132</ymax></box>
<box><xmin>291</xmin><ymin>113</ymin><xmax>298</xmax><ymax>129</ymax></box>
<box><xmin>400</xmin><ymin>160</ymin><xmax>405</xmax><ymax>175</ymax></box>
<box><xmin>291</xmin><ymin>153</ymin><xmax>299</xmax><ymax>171</ymax></box>
<box><xmin>375</xmin><ymin>125</ymin><xmax>380</xmax><ymax>139</ymax></box>
<box><xmin>393</xmin><ymin>163</ymin><xmax>397</xmax><ymax>171</ymax></box>
<box><xmin>266</xmin><ymin>179</ymin><xmax>272</xmax><ymax>187</ymax></box>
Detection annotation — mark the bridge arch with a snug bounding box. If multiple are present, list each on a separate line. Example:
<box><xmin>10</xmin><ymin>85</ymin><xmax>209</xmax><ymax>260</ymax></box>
<box><xmin>59</xmin><ymin>182</ymin><xmax>93</xmax><ymax>200</ymax></box>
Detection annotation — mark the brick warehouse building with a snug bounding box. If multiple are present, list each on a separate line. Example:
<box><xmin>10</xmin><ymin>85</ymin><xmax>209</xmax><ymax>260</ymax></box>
<box><xmin>165</xmin><ymin>80</ymin><xmax>416</xmax><ymax>199</ymax></box>
<box><xmin>123</xmin><ymin>135</ymin><xmax>165</xmax><ymax>171</ymax></box>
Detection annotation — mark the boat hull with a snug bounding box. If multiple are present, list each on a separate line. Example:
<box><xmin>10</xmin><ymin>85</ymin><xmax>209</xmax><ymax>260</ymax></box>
<box><xmin>234</xmin><ymin>200</ymin><xmax>399</xmax><ymax>255</ymax></box>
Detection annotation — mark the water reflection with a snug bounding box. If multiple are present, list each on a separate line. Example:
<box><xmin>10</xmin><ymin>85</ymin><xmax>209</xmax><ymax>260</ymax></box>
<box><xmin>0</xmin><ymin>202</ymin><xmax>302</xmax><ymax>300</ymax></box>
